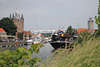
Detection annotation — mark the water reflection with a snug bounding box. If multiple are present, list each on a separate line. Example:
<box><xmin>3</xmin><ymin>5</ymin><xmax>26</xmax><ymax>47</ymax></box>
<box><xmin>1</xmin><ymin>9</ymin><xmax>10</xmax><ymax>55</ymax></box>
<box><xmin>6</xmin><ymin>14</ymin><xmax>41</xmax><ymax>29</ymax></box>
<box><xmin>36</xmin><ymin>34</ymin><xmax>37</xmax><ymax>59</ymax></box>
<box><xmin>34</xmin><ymin>43</ymin><xmax>54</xmax><ymax>61</ymax></box>
<box><xmin>0</xmin><ymin>42</ymin><xmax>54</xmax><ymax>62</ymax></box>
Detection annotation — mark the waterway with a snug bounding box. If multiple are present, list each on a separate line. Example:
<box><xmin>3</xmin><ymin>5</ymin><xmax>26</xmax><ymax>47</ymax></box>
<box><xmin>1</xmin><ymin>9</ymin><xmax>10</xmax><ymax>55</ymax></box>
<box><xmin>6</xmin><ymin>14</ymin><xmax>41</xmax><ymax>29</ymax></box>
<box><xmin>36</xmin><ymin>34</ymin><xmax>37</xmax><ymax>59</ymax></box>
<box><xmin>0</xmin><ymin>42</ymin><xmax>54</xmax><ymax>62</ymax></box>
<box><xmin>35</xmin><ymin>43</ymin><xmax>54</xmax><ymax>62</ymax></box>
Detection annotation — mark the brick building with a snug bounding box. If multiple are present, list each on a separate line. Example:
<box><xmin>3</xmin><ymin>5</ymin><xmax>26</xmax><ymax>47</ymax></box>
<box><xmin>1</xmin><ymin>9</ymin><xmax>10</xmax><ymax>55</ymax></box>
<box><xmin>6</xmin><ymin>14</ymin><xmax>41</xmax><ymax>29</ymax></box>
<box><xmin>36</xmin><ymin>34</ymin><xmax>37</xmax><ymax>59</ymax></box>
<box><xmin>0</xmin><ymin>28</ymin><xmax>7</xmax><ymax>39</ymax></box>
<box><xmin>10</xmin><ymin>11</ymin><xmax>24</xmax><ymax>40</ymax></box>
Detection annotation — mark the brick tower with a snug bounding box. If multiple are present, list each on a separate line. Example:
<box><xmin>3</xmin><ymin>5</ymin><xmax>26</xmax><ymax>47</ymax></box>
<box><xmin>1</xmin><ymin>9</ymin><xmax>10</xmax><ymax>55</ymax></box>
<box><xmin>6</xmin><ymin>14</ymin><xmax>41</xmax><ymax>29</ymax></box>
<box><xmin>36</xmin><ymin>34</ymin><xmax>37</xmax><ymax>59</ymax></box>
<box><xmin>10</xmin><ymin>11</ymin><xmax>24</xmax><ymax>40</ymax></box>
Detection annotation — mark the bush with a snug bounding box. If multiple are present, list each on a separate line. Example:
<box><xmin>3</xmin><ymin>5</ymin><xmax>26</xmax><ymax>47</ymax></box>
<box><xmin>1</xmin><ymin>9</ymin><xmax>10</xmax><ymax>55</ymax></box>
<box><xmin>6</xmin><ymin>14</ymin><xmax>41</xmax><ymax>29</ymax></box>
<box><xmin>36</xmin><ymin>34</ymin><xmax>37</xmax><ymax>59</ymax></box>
<box><xmin>0</xmin><ymin>43</ymin><xmax>43</xmax><ymax>67</ymax></box>
<box><xmin>74</xmin><ymin>31</ymin><xmax>95</xmax><ymax>46</ymax></box>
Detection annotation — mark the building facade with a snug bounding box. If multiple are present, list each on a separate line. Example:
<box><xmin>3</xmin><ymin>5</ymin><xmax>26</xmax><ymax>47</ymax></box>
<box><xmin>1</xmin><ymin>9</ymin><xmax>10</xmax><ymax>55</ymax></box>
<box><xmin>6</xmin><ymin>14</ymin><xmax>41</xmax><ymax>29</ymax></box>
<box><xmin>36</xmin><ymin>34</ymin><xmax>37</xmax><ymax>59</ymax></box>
<box><xmin>10</xmin><ymin>12</ymin><xmax>24</xmax><ymax>33</ymax></box>
<box><xmin>0</xmin><ymin>28</ymin><xmax>7</xmax><ymax>39</ymax></box>
<box><xmin>10</xmin><ymin>11</ymin><xmax>24</xmax><ymax>40</ymax></box>
<box><xmin>23</xmin><ymin>31</ymin><xmax>32</xmax><ymax>40</ymax></box>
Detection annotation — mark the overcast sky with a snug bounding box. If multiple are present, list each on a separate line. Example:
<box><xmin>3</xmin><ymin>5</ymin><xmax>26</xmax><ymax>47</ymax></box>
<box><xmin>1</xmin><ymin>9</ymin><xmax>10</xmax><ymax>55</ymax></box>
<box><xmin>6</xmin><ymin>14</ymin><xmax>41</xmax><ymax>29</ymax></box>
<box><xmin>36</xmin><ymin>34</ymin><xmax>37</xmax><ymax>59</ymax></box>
<box><xmin>0</xmin><ymin>0</ymin><xmax>98</xmax><ymax>30</ymax></box>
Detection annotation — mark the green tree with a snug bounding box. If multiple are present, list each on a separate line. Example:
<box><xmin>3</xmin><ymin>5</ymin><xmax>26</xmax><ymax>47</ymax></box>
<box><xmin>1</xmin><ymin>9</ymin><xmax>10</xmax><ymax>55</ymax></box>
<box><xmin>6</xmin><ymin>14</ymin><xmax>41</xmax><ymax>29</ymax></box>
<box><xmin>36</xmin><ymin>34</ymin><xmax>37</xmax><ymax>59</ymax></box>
<box><xmin>66</xmin><ymin>26</ymin><xmax>72</xmax><ymax>32</ymax></box>
<box><xmin>0</xmin><ymin>43</ymin><xmax>43</xmax><ymax>67</ymax></box>
<box><xmin>0</xmin><ymin>17</ymin><xmax>17</xmax><ymax>35</ymax></box>
<box><xmin>95</xmin><ymin>0</ymin><xmax>100</xmax><ymax>34</ymax></box>
<box><xmin>17</xmin><ymin>32</ymin><xmax>23</xmax><ymax>40</ymax></box>
<box><xmin>65</xmin><ymin>26</ymin><xmax>75</xmax><ymax>35</ymax></box>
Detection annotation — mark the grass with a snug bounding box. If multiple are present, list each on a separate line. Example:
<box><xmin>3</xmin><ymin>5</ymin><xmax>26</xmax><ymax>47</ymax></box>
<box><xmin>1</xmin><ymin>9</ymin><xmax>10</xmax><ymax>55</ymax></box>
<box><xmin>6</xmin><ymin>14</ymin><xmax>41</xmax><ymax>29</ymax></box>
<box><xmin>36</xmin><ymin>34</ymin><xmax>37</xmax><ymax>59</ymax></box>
<box><xmin>41</xmin><ymin>38</ymin><xmax>100</xmax><ymax>67</ymax></box>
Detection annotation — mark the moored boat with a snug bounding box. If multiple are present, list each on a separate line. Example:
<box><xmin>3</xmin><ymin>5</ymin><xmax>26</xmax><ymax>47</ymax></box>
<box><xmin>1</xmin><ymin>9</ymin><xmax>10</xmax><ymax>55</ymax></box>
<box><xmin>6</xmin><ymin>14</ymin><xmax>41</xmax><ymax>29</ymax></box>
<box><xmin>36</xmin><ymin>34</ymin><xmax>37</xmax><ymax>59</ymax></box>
<box><xmin>49</xmin><ymin>41</ymin><xmax>66</xmax><ymax>49</ymax></box>
<box><xmin>49</xmin><ymin>29</ymin><xmax>77</xmax><ymax>49</ymax></box>
<box><xmin>49</xmin><ymin>30</ymin><xmax>69</xmax><ymax>49</ymax></box>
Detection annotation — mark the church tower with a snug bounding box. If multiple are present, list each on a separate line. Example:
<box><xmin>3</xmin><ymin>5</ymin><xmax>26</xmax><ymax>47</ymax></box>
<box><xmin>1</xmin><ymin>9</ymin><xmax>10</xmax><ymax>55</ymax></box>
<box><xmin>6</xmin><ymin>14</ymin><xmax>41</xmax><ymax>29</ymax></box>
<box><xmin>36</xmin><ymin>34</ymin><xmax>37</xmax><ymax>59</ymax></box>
<box><xmin>11</xmin><ymin>11</ymin><xmax>24</xmax><ymax>33</ymax></box>
<box><xmin>10</xmin><ymin>10</ymin><xmax>24</xmax><ymax>40</ymax></box>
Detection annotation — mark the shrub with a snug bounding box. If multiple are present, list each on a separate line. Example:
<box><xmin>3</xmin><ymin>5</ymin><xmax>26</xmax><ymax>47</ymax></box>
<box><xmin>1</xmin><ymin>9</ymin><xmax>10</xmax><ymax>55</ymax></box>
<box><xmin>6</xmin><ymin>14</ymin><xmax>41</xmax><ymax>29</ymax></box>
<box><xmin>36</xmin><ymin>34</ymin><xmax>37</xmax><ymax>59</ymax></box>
<box><xmin>74</xmin><ymin>31</ymin><xmax>94</xmax><ymax>46</ymax></box>
<box><xmin>0</xmin><ymin>43</ymin><xmax>43</xmax><ymax>67</ymax></box>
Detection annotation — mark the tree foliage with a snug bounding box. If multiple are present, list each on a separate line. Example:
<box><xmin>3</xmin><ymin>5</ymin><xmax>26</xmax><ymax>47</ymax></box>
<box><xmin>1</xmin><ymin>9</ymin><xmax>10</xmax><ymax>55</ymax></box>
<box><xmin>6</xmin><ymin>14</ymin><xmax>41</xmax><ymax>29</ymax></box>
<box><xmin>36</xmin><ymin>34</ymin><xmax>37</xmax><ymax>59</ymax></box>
<box><xmin>17</xmin><ymin>32</ymin><xmax>23</xmax><ymax>40</ymax></box>
<box><xmin>74</xmin><ymin>31</ymin><xmax>94</xmax><ymax>45</ymax></box>
<box><xmin>65</xmin><ymin>26</ymin><xmax>75</xmax><ymax>36</ymax></box>
<box><xmin>0</xmin><ymin>17</ymin><xmax>17</xmax><ymax>35</ymax></box>
<box><xmin>66</xmin><ymin>26</ymin><xmax>73</xmax><ymax>33</ymax></box>
<box><xmin>0</xmin><ymin>43</ymin><xmax>43</xmax><ymax>67</ymax></box>
<box><xmin>95</xmin><ymin>0</ymin><xmax>100</xmax><ymax>34</ymax></box>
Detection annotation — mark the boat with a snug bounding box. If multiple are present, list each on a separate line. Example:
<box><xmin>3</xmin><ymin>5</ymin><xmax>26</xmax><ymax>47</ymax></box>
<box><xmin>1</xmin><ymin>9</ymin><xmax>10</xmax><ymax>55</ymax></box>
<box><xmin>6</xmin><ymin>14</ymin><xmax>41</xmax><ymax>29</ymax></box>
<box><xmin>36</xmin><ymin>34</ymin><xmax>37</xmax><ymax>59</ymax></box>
<box><xmin>49</xmin><ymin>29</ymin><xmax>78</xmax><ymax>49</ymax></box>
<box><xmin>49</xmin><ymin>30</ymin><xmax>71</xmax><ymax>49</ymax></box>
<box><xmin>24</xmin><ymin>39</ymin><xmax>34</xmax><ymax>45</ymax></box>
<box><xmin>33</xmin><ymin>36</ymin><xmax>42</xmax><ymax>44</ymax></box>
<box><xmin>49</xmin><ymin>40</ymin><xmax>66</xmax><ymax>49</ymax></box>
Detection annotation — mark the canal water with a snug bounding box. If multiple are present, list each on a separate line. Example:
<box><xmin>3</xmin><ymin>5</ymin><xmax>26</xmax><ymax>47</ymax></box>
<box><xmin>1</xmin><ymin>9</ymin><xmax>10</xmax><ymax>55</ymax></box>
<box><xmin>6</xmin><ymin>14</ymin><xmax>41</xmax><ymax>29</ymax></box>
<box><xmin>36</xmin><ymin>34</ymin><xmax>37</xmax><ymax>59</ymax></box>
<box><xmin>0</xmin><ymin>42</ymin><xmax>54</xmax><ymax>62</ymax></box>
<box><xmin>33</xmin><ymin>43</ymin><xmax>54</xmax><ymax>62</ymax></box>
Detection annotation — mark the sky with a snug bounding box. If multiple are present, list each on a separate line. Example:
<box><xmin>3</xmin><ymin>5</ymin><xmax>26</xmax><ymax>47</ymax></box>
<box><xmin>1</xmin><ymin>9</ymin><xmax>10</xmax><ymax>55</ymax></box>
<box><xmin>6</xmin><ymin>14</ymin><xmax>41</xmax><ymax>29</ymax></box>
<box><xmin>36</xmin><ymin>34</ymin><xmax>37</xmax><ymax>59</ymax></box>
<box><xmin>0</xmin><ymin>0</ymin><xmax>98</xmax><ymax>31</ymax></box>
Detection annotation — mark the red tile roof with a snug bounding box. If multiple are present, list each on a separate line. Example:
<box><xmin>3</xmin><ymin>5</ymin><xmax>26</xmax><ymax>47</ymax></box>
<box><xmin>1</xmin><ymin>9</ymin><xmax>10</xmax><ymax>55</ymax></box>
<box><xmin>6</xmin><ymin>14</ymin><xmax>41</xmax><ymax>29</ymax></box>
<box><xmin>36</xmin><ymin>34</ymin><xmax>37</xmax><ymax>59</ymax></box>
<box><xmin>23</xmin><ymin>31</ymin><xmax>31</xmax><ymax>35</ymax></box>
<box><xmin>77</xmin><ymin>28</ymin><xmax>88</xmax><ymax>34</ymax></box>
<box><xmin>0</xmin><ymin>28</ymin><xmax>6</xmax><ymax>32</ymax></box>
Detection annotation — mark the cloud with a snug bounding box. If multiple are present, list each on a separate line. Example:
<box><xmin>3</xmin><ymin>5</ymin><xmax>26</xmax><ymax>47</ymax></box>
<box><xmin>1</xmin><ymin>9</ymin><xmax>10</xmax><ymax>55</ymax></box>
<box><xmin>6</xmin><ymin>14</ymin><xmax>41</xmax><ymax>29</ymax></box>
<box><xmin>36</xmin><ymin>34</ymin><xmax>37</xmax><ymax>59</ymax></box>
<box><xmin>0</xmin><ymin>0</ymin><xmax>98</xmax><ymax>30</ymax></box>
